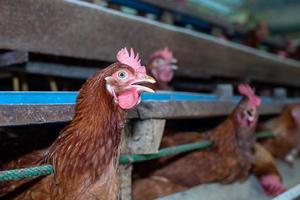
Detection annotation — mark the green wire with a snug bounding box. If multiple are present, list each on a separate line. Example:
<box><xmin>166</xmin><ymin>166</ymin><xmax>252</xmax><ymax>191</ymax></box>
<box><xmin>119</xmin><ymin>140</ymin><xmax>212</xmax><ymax>165</ymax></box>
<box><xmin>0</xmin><ymin>131</ymin><xmax>274</xmax><ymax>181</ymax></box>
<box><xmin>255</xmin><ymin>131</ymin><xmax>274</xmax><ymax>140</ymax></box>
<box><xmin>0</xmin><ymin>165</ymin><xmax>54</xmax><ymax>181</ymax></box>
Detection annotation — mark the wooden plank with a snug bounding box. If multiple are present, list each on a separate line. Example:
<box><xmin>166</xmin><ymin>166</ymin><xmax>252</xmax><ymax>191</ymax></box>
<box><xmin>0</xmin><ymin>91</ymin><xmax>297</xmax><ymax>126</ymax></box>
<box><xmin>119</xmin><ymin>165</ymin><xmax>132</xmax><ymax>200</ymax></box>
<box><xmin>0</xmin><ymin>105</ymin><xmax>75</xmax><ymax>126</ymax></box>
<box><xmin>129</xmin><ymin>119</ymin><xmax>166</xmax><ymax>154</ymax></box>
<box><xmin>0</xmin><ymin>104</ymin><xmax>139</xmax><ymax>126</ymax></box>
<box><xmin>1</xmin><ymin>0</ymin><xmax>300</xmax><ymax>86</ymax></box>
<box><xmin>1</xmin><ymin>62</ymin><xmax>98</xmax><ymax>80</ymax></box>
<box><xmin>137</xmin><ymin>101</ymin><xmax>285</xmax><ymax>119</ymax></box>
<box><xmin>0</xmin><ymin>101</ymin><xmax>287</xmax><ymax>127</ymax></box>
<box><xmin>0</xmin><ymin>51</ymin><xmax>28</xmax><ymax>67</ymax></box>
<box><xmin>120</xmin><ymin>127</ymin><xmax>133</xmax><ymax>200</ymax></box>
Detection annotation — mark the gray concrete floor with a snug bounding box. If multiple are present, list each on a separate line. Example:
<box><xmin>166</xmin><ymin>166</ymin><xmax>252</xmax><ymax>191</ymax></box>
<box><xmin>158</xmin><ymin>160</ymin><xmax>300</xmax><ymax>200</ymax></box>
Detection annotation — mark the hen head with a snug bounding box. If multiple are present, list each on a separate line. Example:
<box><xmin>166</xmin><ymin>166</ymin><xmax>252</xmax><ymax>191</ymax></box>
<box><xmin>236</xmin><ymin>84</ymin><xmax>261</xmax><ymax>127</ymax></box>
<box><xmin>105</xmin><ymin>48</ymin><xmax>156</xmax><ymax>109</ymax></box>
<box><xmin>148</xmin><ymin>47</ymin><xmax>177</xmax><ymax>83</ymax></box>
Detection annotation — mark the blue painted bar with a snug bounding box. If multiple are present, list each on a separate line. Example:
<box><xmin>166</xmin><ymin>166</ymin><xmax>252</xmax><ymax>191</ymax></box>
<box><xmin>0</xmin><ymin>91</ymin><xmax>297</xmax><ymax>105</ymax></box>
<box><xmin>109</xmin><ymin>0</ymin><xmax>162</xmax><ymax>15</ymax></box>
<box><xmin>0</xmin><ymin>92</ymin><xmax>77</xmax><ymax>105</ymax></box>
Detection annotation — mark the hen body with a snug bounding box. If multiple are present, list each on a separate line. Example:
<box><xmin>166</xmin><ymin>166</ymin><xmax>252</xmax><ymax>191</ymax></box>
<box><xmin>1</xmin><ymin>68</ymin><xmax>125</xmax><ymax>200</ymax></box>
<box><xmin>0</xmin><ymin>48</ymin><xmax>156</xmax><ymax>200</ymax></box>
<box><xmin>134</xmin><ymin>97</ymin><xmax>257</xmax><ymax>200</ymax></box>
<box><xmin>154</xmin><ymin>110</ymin><xmax>256</xmax><ymax>186</ymax></box>
<box><xmin>133</xmin><ymin>85</ymin><xmax>284</xmax><ymax>199</ymax></box>
<box><xmin>258</xmin><ymin>104</ymin><xmax>300</xmax><ymax>161</ymax></box>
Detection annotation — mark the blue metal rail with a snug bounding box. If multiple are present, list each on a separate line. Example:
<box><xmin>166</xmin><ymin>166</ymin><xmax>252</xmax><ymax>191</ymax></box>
<box><xmin>0</xmin><ymin>91</ymin><xmax>296</xmax><ymax>105</ymax></box>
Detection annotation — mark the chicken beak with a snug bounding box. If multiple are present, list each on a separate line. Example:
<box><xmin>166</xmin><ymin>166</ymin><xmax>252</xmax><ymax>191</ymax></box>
<box><xmin>131</xmin><ymin>75</ymin><xmax>156</xmax><ymax>93</ymax></box>
<box><xmin>171</xmin><ymin>65</ymin><xmax>178</xmax><ymax>70</ymax></box>
<box><xmin>139</xmin><ymin>75</ymin><xmax>156</xmax><ymax>84</ymax></box>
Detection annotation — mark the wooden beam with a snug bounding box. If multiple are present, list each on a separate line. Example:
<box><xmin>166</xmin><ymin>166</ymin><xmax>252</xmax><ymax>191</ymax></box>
<box><xmin>0</xmin><ymin>101</ymin><xmax>288</xmax><ymax>127</ymax></box>
<box><xmin>1</xmin><ymin>0</ymin><xmax>300</xmax><ymax>86</ymax></box>
<box><xmin>0</xmin><ymin>62</ymin><xmax>98</xmax><ymax>80</ymax></box>
<box><xmin>0</xmin><ymin>105</ymin><xmax>75</xmax><ymax>126</ymax></box>
<box><xmin>120</xmin><ymin>127</ymin><xmax>133</xmax><ymax>200</ymax></box>
<box><xmin>129</xmin><ymin>119</ymin><xmax>166</xmax><ymax>154</ymax></box>
<box><xmin>0</xmin><ymin>51</ymin><xmax>28</xmax><ymax>67</ymax></box>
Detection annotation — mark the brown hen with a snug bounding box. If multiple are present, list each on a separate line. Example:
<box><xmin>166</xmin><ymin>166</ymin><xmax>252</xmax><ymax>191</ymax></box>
<box><xmin>133</xmin><ymin>85</ymin><xmax>283</xmax><ymax>199</ymax></box>
<box><xmin>258</xmin><ymin>103</ymin><xmax>300</xmax><ymax>163</ymax></box>
<box><xmin>146</xmin><ymin>47</ymin><xmax>177</xmax><ymax>91</ymax></box>
<box><xmin>0</xmin><ymin>48</ymin><xmax>155</xmax><ymax>200</ymax></box>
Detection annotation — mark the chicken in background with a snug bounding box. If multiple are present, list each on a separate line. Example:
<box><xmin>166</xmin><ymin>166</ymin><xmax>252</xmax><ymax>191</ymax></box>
<box><xmin>258</xmin><ymin>103</ymin><xmax>300</xmax><ymax>164</ymax></box>
<box><xmin>139</xmin><ymin>51</ymin><xmax>284</xmax><ymax>197</ymax></box>
<box><xmin>0</xmin><ymin>48</ymin><xmax>155</xmax><ymax>200</ymax></box>
<box><xmin>133</xmin><ymin>84</ymin><xmax>285</xmax><ymax>200</ymax></box>
<box><xmin>147</xmin><ymin>47</ymin><xmax>178</xmax><ymax>91</ymax></box>
<box><xmin>252</xmin><ymin>143</ymin><xmax>285</xmax><ymax>196</ymax></box>
<box><xmin>243</xmin><ymin>21</ymin><xmax>269</xmax><ymax>49</ymax></box>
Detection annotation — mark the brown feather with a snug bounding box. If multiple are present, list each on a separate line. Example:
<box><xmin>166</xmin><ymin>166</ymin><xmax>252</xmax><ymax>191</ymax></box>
<box><xmin>1</xmin><ymin>63</ymin><xmax>130</xmax><ymax>200</ymax></box>
<box><xmin>258</xmin><ymin>104</ymin><xmax>300</xmax><ymax>159</ymax></box>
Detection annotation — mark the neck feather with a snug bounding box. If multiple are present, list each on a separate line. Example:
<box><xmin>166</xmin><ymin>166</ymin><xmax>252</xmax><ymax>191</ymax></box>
<box><xmin>46</xmin><ymin>70</ymin><xmax>125</xmax><ymax>186</ymax></box>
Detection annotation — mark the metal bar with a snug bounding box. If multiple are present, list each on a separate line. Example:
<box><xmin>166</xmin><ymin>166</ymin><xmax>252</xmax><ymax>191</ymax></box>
<box><xmin>0</xmin><ymin>91</ymin><xmax>296</xmax><ymax>105</ymax></box>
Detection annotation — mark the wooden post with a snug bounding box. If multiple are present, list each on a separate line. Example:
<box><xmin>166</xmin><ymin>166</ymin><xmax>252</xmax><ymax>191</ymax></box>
<box><xmin>12</xmin><ymin>76</ymin><xmax>20</xmax><ymax>91</ymax></box>
<box><xmin>49</xmin><ymin>77</ymin><xmax>59</xmax><ymax>91</ymax></box>
<box><xmin>120</xmin><ymin>119</ymin><xmax>166</xmax><ymax>200</ymax></box>
<box><xmin>129</xmin><ymin>119</ymin><xmax>166</xmax><ymax>154</ymax></box>
<box><xmin>20</xmin><ymin>74</ymin><xmax>29</xmax><ymax>91</ymax></box>
<box><xmin>274</xmin><ymin>87</ymin><xmax>287</xmax><ymax>101</ymax></box>
<box><xmin>160</xmin><ymin>11</ymin><xmax>174</xmax><ymax>25</ymax></box>
<box><xmin>215</xmin><ymin>84</ymin><xmax>233</xmax><ymax>101</ymax></box>
<box><xmin>120</xmin><ymin>125</ymin><xmax>133</xmax><ymax>200</ymax></box>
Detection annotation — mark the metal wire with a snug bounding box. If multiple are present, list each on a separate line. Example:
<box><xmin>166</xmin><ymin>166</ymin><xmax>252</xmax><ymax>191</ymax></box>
<box><xmin>0</xmin><ymin>131</ymin><xmax>274</xmax><ymax>181</ymax></box>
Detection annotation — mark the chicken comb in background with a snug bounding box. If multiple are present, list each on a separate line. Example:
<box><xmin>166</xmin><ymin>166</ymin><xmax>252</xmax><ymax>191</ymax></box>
<box><xmin>117</xmin><ymin>47</ymin><xmax>146</xmax><ymax>74</ymax></box>
<box><xmin>238</xmin><ymin>84</ymin><xmax>261</xmax><ymax>107</ymax></box>
<box><xmin>149</xmin><ymin>47</ymin><xmax>176</xmax><ymax>62</ymax></box>
<box><xmin>146</xmin><ymin>47</ymin><xmax>178</xmax><ymax>91</ymax></box>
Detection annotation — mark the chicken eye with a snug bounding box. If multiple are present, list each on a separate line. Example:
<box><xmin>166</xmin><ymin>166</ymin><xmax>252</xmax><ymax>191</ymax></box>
<box><xmin>154</xmin><ymin>59</ymin><xmax>164</xmax><ymax>66</ymax></box>
<box><xmin>117</xmin><ymin>71</ymin><xmax>128</xmax><ymax>79</ymax></box>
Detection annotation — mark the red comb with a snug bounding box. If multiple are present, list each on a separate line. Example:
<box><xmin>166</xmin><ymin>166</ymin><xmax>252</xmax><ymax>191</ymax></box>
<box><xmin>238</xmin><ymin>84</ymin><xmax>261</xmax><ymax>107</ymax></box>
<box><xmin>150</xmin><ymin>47</ymin><xmax>174</xmax><ymax>61</ymax></box>
<box><xmin>117</xmin><ymin>48</ymin><xmax>146</xmax><ymax>74</ymax></box>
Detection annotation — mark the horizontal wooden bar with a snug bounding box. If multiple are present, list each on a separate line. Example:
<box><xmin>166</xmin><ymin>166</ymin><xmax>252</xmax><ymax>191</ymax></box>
<box><xmin>0</xmin><ymin>51</ymin><xmax>28</xmax><ymax>67</ymax></box>
<box><xmin>0</xmin><ymin>91</ymin><xmax>297</xmax><ymax>127</ymax></box>
<box><xmin>0</xmin><ymin>102</ymin><xmax>286</xmax><ymax>127</ymax></box>
<box><xmin>1</xmin><ymin>62</ymin><xmax>97</xmax><ymax>80</ymax></box>
<box><xmin>0</xmin><ymin>105</ymin><xmax>75</xmax><ymax>126</ymax></box>
<box><xmin>1</xmin><ymin>0</ymin><xmax>300</xmax><ymax>86</ymax></box>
